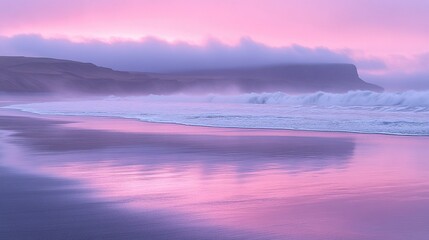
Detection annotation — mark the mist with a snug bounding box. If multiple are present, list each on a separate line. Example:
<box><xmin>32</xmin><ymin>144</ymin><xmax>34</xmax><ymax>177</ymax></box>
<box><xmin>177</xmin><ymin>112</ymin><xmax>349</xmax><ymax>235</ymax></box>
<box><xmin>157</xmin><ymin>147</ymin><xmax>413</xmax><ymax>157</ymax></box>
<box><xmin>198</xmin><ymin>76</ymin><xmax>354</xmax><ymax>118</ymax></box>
<box><xmin>366</xmin><ymin>72</ymin><xmax>429</xmax><ymax>91</ymax></box>
<box><xmin>1</xmin><ymin>34</ymin><xmax>429</xmax><ymax>91</ymax></box>
<box><xmin>0</xmin><ymin>34</ymin><xmax>385</xmax><ymax>73</ymax></box>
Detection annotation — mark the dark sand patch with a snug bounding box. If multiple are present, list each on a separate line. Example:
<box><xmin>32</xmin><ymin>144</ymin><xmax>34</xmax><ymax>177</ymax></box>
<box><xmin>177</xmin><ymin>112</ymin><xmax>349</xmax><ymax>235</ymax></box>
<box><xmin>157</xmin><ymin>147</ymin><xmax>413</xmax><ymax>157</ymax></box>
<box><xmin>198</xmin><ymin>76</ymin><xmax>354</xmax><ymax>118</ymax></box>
<box><xmin>1</xmin><ymin>167</ymin><xmax>273</xmax><ymax>240</ymax></box>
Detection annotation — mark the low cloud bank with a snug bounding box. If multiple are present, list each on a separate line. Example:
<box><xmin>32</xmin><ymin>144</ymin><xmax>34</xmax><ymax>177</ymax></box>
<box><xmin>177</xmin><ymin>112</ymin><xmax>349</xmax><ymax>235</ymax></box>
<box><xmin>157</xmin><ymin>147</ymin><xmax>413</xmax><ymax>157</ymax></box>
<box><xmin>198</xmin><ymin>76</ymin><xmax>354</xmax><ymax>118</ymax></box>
<box><xmin>0</xmin><ymin>34</ymin><xmax>383</xmax><ymax>73</ymax></box>
<box><xmin>366</xmin><ymin>72</ymin><xmax>429</xmax><ymax>91</ymax></box>
<box><xmin>2</xmin><ymin>34</ymin><xmax>429</xmax><ymax>90</ymax></box>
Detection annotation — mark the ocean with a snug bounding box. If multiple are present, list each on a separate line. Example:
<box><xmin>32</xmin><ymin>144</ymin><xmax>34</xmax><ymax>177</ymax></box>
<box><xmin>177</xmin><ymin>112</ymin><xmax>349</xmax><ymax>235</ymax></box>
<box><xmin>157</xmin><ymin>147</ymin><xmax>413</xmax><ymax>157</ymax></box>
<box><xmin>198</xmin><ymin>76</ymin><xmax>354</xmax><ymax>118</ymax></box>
<box><xmin>5</xmin><ymin>90</ymin><xmax>429</xmax><ymax>136</ymax></box>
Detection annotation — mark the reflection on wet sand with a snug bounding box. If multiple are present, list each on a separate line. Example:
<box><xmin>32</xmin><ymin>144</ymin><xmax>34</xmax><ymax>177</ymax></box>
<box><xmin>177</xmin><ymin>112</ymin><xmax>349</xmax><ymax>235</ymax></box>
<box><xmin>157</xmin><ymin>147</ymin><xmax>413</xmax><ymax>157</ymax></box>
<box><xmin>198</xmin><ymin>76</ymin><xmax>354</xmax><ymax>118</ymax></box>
<box><xmin>2</xmin><ymin>115</ymin><xmax>429</xmax><ymax>240</ymax></box>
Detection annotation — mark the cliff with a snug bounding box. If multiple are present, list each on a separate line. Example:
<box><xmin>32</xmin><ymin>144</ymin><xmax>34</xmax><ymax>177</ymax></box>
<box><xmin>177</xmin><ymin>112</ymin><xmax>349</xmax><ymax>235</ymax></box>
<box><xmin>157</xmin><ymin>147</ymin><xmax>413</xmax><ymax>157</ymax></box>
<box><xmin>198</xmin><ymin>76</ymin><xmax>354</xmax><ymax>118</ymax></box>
<box><xmin>161</xmin><ymin>64</ymin><xmax>382</xmax><ymax>93</ymax></box>
<box><xmin>0</xmin><ymin>56</ymin><xmax>382</xmax><ymax>95</ymax></box>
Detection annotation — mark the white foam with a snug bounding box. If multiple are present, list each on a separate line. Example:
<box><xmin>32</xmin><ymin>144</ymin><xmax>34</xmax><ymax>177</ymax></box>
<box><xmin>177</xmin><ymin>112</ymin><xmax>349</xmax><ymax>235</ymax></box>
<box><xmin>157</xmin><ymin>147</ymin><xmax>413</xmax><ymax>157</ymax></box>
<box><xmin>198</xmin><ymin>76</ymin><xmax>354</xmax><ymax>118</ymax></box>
<box><xmin>115</xmin><ymin>90</ymin><xmax>429</xmax><ymax>108</ymax></box>
<box><xmin>4</xmin><ymin>91</ymin><xmax>429</xmax><ymax>136</ymax></box>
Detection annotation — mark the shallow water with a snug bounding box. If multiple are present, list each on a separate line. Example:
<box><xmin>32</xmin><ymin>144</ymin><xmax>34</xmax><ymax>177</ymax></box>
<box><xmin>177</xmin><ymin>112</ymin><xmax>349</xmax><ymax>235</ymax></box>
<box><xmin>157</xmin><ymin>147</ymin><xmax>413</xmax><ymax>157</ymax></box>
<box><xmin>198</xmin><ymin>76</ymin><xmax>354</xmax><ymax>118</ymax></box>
<box><xmin>5</xmin><ymin>91</ymin><xmax>429</xmax><ymax>136</ymax></box>
<box><xmin>1</xmin><ymin>114</ymin><xmax>429</xmax><ymax>239</ymax></box>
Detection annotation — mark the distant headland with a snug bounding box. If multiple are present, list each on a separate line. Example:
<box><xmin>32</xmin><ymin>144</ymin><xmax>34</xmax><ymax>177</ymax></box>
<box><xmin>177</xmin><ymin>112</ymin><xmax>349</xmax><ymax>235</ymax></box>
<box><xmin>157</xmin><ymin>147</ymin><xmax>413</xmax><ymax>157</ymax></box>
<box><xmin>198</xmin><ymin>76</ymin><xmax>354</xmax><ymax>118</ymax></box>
<box><xmin>0</xmin><ymin>56</ymin><xmax>383</xmax><ymax>95</ymax></box>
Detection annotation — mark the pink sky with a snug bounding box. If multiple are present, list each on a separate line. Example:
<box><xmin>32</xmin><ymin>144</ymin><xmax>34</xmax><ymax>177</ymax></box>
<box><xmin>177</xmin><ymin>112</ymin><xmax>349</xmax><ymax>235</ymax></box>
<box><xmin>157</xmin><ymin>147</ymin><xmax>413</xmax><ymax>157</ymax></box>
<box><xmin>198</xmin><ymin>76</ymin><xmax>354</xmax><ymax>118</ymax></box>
<box><xmin>1</xmin><ymin>0</ymin><xmax>429</xmax><ymax>88</ymax></box>
<box><xmin>2</xmin><ymin>0</ymin><xmax>428</xmax><ymax>55</ymax></box>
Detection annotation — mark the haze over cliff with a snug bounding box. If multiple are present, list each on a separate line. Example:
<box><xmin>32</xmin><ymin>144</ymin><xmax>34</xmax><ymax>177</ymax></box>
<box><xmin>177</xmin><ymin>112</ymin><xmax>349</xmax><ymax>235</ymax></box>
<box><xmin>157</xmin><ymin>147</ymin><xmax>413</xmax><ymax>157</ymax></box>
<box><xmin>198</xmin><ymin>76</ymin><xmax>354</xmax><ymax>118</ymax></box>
<box><xmin>0</xmin><ymin>56</ymin><xmax>382</xmax><ymax>95</ymax></box>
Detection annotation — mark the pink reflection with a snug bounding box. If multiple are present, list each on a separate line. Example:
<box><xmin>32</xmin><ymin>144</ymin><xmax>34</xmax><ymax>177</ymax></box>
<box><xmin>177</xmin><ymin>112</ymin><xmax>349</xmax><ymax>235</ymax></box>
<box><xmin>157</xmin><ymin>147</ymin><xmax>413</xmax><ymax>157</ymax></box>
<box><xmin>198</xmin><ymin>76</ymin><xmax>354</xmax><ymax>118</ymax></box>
<box><xmin>63</xmin><ymin>114</ymin><xmax>353</xmax><ymax>138</ymax></box>
<box><xmin>37</xmin><ymin>132</ymin><xmax>429</xmax><ymax>239</ymax></box>
<box><xmin>3</xmin><ymin>112</ymin><xmax>429</xmax><ymax>239</ymax></box>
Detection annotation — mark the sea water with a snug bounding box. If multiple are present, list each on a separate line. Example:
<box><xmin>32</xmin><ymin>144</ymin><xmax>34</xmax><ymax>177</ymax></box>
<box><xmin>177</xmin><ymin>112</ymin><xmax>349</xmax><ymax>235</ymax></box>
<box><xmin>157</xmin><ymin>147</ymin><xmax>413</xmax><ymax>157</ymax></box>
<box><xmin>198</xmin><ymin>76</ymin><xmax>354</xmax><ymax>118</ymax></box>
<box><xmin>5</xmin><ymin>90</ymin><xmax>429</xmax><ymax>136</ymax></box>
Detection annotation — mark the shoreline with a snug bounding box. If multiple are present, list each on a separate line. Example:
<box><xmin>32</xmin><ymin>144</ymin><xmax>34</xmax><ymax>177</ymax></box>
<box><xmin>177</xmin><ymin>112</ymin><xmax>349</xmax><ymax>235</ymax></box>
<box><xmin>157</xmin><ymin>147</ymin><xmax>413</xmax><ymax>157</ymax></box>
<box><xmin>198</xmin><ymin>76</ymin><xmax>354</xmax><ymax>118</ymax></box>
<box><xmin>1</xmin><ymin>110</ymin><xmax>288</xmax><ymax>239</ymax></box>
<box><xmin>1</xmin><ymin>108</ymin><xmax>356</xmax><ymax>240</ymax></box>
<box><xmin>2</xmin><ymin>105</ymin><xmax>429</xmax><ymax>240</ymax></box>
<box><xmin>2</xmin><ymin>107</ymin><xmax>428</xmax><ymax>139</ymax></box>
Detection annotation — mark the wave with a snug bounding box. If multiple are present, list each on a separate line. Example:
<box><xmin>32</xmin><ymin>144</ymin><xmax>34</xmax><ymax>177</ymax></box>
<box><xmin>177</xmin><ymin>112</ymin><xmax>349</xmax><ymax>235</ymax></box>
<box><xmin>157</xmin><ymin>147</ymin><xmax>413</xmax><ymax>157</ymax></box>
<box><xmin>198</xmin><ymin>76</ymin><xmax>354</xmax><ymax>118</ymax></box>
<box><xmin>238</xmin><ymin>91</ymin><xmax>429</xmax><ymax>107</ymax></box>
<box><xmin>110</xmin><ymin>90</ymin><xmax>429</xmax><ymax>108</ymax></box>
<box><xmin>5</xmin><ymin>90</ymin><xmax>429</xmax><ymax>136</ymax></box>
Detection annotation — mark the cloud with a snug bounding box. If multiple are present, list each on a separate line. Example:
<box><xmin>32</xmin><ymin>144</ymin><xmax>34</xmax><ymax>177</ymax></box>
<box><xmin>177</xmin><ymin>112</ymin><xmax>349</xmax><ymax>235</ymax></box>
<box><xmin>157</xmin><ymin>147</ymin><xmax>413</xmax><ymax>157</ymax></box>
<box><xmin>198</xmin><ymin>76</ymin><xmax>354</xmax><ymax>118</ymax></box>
<box><xmin>362</xmin><ymin>52</ymin><xmax>429</xmax><ymax>91</ymax></box>
<box><xmin>1</xmin><ymin>0</ymin><xmax>428</xmax><ymax>58</ymax></box>
<box><xmin>365</xmin><ymin>72</ymin><xmax>429</xmax><ymax>91</ymax></box>
<box><xmin>0</xmin><ymin>34</ymin><xmax>384</xmax><ymax>73</ymax></box>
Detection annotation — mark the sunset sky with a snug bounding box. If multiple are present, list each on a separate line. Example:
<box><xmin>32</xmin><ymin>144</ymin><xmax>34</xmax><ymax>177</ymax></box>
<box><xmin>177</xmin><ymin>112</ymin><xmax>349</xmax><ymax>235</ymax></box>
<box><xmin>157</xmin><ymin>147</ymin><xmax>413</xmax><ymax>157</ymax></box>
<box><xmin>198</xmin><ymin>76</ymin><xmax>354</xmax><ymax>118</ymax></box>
<box><xmin>1</xmin><ymin>0</ymin><xmax>428</xmax><ymax>89</ymax></box>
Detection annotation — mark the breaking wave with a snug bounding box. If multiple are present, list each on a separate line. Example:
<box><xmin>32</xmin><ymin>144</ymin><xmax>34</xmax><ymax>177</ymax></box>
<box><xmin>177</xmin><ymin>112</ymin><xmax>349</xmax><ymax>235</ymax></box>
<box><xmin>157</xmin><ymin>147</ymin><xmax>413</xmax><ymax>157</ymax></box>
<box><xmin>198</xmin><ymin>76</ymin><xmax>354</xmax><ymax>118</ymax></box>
<box><xmin>5</xmin><ymin>90</ymin><xmax>429</xmax><ymax>136</ymax></box>
<box><xmin>119</xmin><ymin>90</ymin><xmax>429</xmax><ymax>108</ymax></box>
<box><xmin>232</xmin><ymin>90</ymin><xmax>429</xmax><ymax>107</ymax></box>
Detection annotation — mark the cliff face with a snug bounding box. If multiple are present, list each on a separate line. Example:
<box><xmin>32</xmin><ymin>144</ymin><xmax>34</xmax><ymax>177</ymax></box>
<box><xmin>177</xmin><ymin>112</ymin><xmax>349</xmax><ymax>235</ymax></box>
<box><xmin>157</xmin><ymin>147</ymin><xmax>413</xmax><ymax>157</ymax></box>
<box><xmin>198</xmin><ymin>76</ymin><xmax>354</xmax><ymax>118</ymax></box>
<box><xmin>163</xmin><ymin>64</ymin><xmax>383</xmax><ymax>93</ymax></box>
<box><xmin>0</xmin><ymin>56</ymin><xmax>382</xmax><ymax>95</ymax></box>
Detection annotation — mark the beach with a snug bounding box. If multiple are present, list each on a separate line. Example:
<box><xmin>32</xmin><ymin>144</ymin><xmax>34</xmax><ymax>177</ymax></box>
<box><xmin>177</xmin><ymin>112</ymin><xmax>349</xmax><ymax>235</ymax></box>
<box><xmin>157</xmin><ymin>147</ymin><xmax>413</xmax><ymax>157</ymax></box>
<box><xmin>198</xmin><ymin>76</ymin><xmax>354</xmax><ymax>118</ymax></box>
<box><xmin>2</xmin><ymin>1</ymin><xmax>428</xmax><ymax>239</ymax></box>
<box><xmin>1</xmin><ymin>109</ymin><xmax>429</xmax><ymax>240</ymax></box>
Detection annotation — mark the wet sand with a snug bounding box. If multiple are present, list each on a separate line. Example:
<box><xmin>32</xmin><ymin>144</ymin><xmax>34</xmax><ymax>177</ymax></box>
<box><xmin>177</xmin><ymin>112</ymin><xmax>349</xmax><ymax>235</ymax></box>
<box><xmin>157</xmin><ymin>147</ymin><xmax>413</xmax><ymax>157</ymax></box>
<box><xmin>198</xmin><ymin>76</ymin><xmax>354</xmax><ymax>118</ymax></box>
<box><xmin>1</xmin><ymin>110</ymin><xmax>429</xmax><ymax>240</ymax></box>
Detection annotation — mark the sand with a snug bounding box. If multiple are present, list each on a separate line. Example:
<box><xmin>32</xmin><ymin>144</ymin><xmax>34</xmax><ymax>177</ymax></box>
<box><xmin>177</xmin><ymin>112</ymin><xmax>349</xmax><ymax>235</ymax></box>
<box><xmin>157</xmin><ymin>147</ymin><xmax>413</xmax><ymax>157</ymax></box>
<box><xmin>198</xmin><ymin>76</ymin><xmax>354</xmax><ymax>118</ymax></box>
<box><xmin>1</xmin><ymin>109</ymin><xmax>429</xmax><ymax>240</ymax></box>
